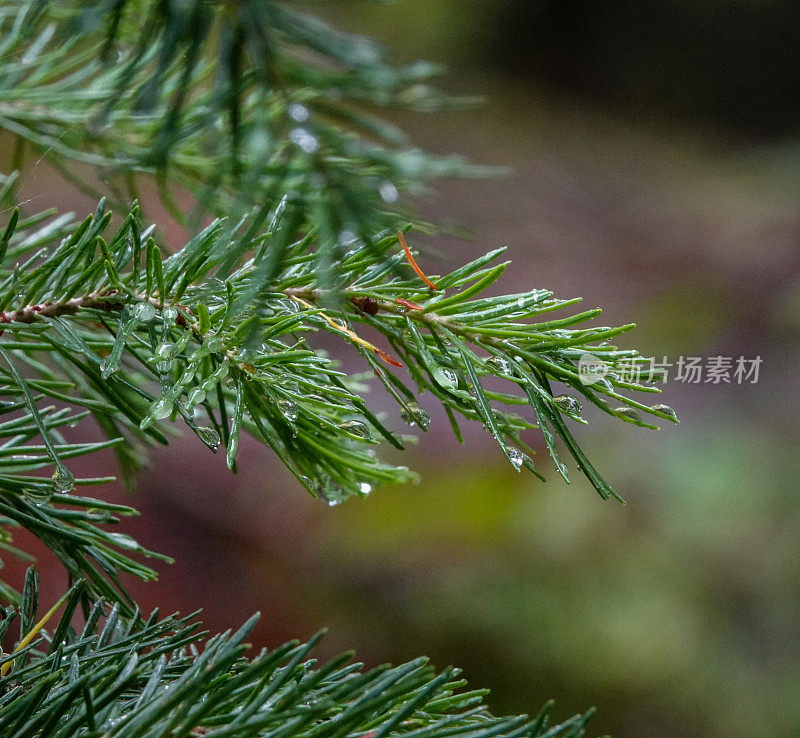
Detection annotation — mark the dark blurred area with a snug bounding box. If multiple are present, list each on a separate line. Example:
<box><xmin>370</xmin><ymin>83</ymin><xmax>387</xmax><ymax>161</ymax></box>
<box><xmin>490</xmin><ymin>0</ymin><xmax>800</xmax><ymax>138</ymax></box>
<box><xmin>6</xmin><ymin>2</ymin><xmax>800</xmax><ymax>736</ymax></box>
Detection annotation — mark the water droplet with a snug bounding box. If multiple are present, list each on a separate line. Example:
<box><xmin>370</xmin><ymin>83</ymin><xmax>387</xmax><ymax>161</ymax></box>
<box><xmin>133</xmin><ymin>301</ymin><xmax>157</xmax><ymax>322</ymax></box>
<box><xmin>196</xmin><ymin>426</ymin><xmax>220</xmax><ymax>452</ymax></box>
<box><xmin>99</xmin><ymin>355</ymin><xmax>117</xmax><ymax>378</ymax></box>
<box><xmin>338</xmin><ymin>420</ymin><xmax>371</xmax><ymax>439</ymax></box>
<box><xmin>155</xmin><ymin>342</ymin><xmax>174</xmax><ymax>359</ymax></box>
<box><xmin>51</xmin><ymin>467</ymin><xmax>74</xmax><ymax>494</ymax></box>
<box><xmin>651</xmin><ymin>404</ymin><xmax>677</xmax><ymax>420</ymax></box>
<box><xmin>379</xmin><ymin>181</ymin><xmax>399</xmax><ymax>203</ymax></box>
<box><xmin>150</xmin><ymin>397</ymin><xmax>173</xmax><ymax>420</ymax></box>
<box><xmin>400</xmin><ymin>402</ymin><xmax>430</xmax><ymax>431</ymax></box>
<box><xmin>162</xmin><ymin>306</ymin><xmax>178</xmax><ymax>323</ymax></box>
<box><xmin>359</xmin><ymin>482</ymin><xmax>372</xmax><ymax>495</ymax></box>
<box><xmin>486</xmin><ymin>356</ymin><xmax>513</xmax><ymax>375</ymax></box>
<box><xmin>68</xmin><ymin>654</ymin><xmax>80</xmax><ymax>683</ymax></box>
<box><xmin>516</xmin><ymin>297</ymin><xmax>526</xmax><ymax>308</ymax></box>
<box><xmin>200</xmin><ymin>337</ymin><xmax>224</xmax><ymax>355</ymax></box>
<box><xmin>288</xmin><ymin>103</ymin><xmax>309</xmax><ymax>122</ymax></box>
<box><xmin>107</xmin><ymin>532</ymin><xmax>138</xmax><ymax>550</ymax></box>
<box><xmin>614</xmin><ymin>407</ymin><xmax>641</xmax><ymax>422</ymax></box>
<box><xmin>318</xmin><ymin>476</ymin><xmax>348</xmax><ymax>506</ymax></box>
<box><xmin>278</xmin><ymin>399</ymin><xmax>299</xmax><ymax>421</ymax></box>
<box><xmin>338</xmin><ymin>229</ymin><xmax>357</xmax><ymax>246</ymax></box>
<box><xmin>290</xmin><ymin>127</ymin><xmax>319</xmax><ymax>154</ymax></box>
<box><xmin>507</xmin><ymin>447</ymin><xmax>526</xmax><ymax>470</ymax></box>
<box><xmin>432</xmin><ymin>367</ymin><xmax>458</xmax><ymax>389</ymax></box>
<box><xmin>553</xmin><ymin>394</ymin><xmax>582</xmax><ymax>416</ymax></box>
<box><xmin>211</xmin><ymin>364</ymin><xmax>229</xmax><ymax>382</ymax></box>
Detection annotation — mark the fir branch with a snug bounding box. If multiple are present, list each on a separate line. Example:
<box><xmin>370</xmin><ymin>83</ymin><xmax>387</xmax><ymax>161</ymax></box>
<box><xmin>0</xmin><ymin>583</ymin><xmax>594</xmax><ymax>738</ymax></box>
<box><xmin>0</xmin><ymin>0</ymin><xmax>491</xmax><ymax>231</ymax></box>
<box><xmin>0</xmin><ymin>186</ymin><xmax>675</xmax><ymax>514</ymax></box>
<box><xmin>0</xmin><ymin>3</ymin><xmax>679</xmax><ymax>729</ymax></box>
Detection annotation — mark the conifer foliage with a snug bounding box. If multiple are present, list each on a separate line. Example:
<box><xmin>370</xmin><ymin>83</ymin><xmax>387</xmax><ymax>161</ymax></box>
<box><xmin>0</xmin><ymin>1</ymin><xmax>674</xmax><ymax>734</ymax></box>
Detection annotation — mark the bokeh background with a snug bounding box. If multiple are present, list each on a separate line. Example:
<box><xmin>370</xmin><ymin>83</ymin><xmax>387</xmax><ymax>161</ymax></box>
<box><xmin>7</xmin><ymin>2</ymin><xmax>800</xmax><ymax>736</ymax></box>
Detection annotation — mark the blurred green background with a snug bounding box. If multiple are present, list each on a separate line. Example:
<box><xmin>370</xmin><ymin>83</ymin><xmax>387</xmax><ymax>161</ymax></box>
<box><xmin>9</xmin><ymin>1</ymin><xmax>800</xmax><ymax>736</ymax></box>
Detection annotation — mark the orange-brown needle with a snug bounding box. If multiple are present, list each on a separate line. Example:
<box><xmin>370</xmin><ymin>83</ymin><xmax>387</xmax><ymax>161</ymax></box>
<box><xmin>398</xmin><ymin>230</ymin><xmax>437</xmax><ymax>290</ymax></box>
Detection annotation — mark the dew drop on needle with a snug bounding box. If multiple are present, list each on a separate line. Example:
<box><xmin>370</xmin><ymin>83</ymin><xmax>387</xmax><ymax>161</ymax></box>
<box><xmin>51</xmin><ymin>466</ymin><xmax>74</xmax><ymax>494</ymax></box>
<box><xmin>400</xmin><ymin>402</ymin><xmax>430</xmax><ymax>431</ymax></box>
<box><xmin>196</xmin><ymin>426</ymin><xmax>220</xmax><ymax>453</ymax></box>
